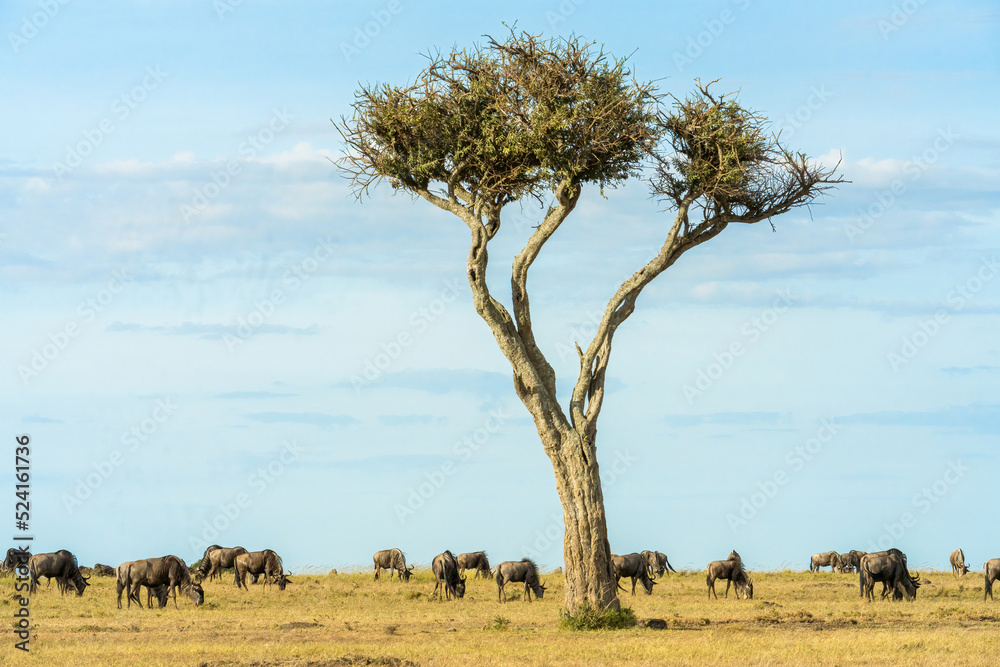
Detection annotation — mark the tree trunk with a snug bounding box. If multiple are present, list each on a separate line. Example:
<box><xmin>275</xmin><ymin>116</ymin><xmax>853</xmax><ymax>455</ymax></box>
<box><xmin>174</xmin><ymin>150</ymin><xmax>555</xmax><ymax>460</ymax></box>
<box><xmin>545</xmin><ymin>425</ymin><xmax>619</xmax><ymax>614</ymax></box>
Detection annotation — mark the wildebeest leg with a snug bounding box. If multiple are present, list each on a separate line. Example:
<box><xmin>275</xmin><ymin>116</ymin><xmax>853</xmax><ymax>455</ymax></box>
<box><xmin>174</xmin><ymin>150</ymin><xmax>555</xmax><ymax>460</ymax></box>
<box><xmin>724</xmin><ymin>577</ymin><xmax>731</xmax><ymax>598</ymax></box>
<box><xmin>631</xmin><ymin>576</ymin><xmax>638</xmax><ymax>596</ymax></box>
<box><xmin>707</xmin><ymin>575</ymin><xmax>716</xmax><ymax>600</ymax></box>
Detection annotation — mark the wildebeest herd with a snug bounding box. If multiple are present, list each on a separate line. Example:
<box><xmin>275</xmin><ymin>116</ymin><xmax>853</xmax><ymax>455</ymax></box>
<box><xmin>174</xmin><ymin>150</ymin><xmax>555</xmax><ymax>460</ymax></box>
<box><xmin>1</xmin><ymin>544</ymin><xmax>291</xmax><ymax>610</ymax></box>
<box><xmin>5</xmin><ymin>544</ymin><xmax>1000</xmax><ymax>606</ymax></box>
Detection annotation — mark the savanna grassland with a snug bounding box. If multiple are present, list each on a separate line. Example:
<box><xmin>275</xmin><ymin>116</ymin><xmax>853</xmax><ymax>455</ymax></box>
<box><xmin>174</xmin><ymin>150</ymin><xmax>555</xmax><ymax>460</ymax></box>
<box><xmin>4</xmin><ymin>568</ymin><xmax>998</xmax><ymax>666</ymax></box>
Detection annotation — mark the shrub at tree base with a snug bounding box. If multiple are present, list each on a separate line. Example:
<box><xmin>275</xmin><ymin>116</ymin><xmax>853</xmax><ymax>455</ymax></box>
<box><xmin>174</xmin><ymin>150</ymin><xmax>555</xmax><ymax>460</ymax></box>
<box><xmin>559</xmin><ymin>603</ymin><xmax>637</xmax><ymax>631</ymax></box>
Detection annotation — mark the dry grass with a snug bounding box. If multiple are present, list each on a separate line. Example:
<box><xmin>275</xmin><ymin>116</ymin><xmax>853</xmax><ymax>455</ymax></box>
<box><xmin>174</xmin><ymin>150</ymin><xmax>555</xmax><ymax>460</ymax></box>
<box><xmin>4</xmin><ymin>569</ymin><xmax>999</xmax><ymax>665</ymax></box>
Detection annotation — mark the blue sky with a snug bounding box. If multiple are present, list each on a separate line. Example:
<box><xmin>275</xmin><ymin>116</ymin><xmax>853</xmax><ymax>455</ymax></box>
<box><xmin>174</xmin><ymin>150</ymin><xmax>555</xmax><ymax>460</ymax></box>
<box><xmin>1</xmin><ymin>0</ymin><xmax>998</xmax><ymax>575</ymax></box>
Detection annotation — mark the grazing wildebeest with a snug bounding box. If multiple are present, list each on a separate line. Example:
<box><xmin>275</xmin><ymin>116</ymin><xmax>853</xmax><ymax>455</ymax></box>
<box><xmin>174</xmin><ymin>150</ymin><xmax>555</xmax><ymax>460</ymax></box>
<box><xmin>129</xmin><ymin>555</ymin><xmax>204</xmax><ymax>608</ymax></box>
<box><xmin>810</xmin><ymin>551</ymin><xmax>840</xmax><ymax>573</ymax></box>
<box><xmin>116</xmin><ymin>560</ymin><xmax>170</xmax><ymax>609</ymax></box>
<box><xmin>431</xmin><ymin>551</ymin><xmax>466</xmax><ymax>601</ymax></box>
<box><xmin>984</xmin><ymin>558</ymin><xmax>1000</xmax><ymax>601</ymax></box>
<box><xmin>372</xmin><ymin>548</ymin><xmax>413</xmax><ymax>582</ymax></box>
<box><xmin>196</xmin><ymin>545</ymin><xmax>248</xmax><ymax>582</ymax></box>
<box><xmin>836</xmin><ymin>552</ymin><xmax>855</xmax><ymax>573</ymax></box>
<box><xmin>495</xmin><ymin>558</ymin><xmax>546</xmax><ymax>603</ymax></box>
<box><xmin>234</xmin><ymin>550</ymin><xmax>290</xmax><ymax>591</ymax></box>
<box><xmin>950</xmin><ymin>548</ymin><xmax>970</xmax><ymax>577</ymax></box>
<box><xmin>859</xmin><ymin>550</ymin><xmax>919</xmax><ymax>602</ymax></box>
<box><xmin>28</xmin><ymin>550</ymin><xmax>89</xmax><ymax>596</ymax></box>
<box><xmin>93</xmin><ymin>563</ymin><xmax>116</xmax><ymax>577</ymax></box>
<box><xmin>706</xmin><ymin>553</ymin><xmax>753</xmax><ymax>600</ymax></box>
<box><xmin>836</xmin><ymin>550</ymin><xmax>865</xmax><ymax>573</ymax></box>
<box><xmin>2</xmin><ymin>547</ymin><xmax>30</xmax><ymax>577</ymax></box>
<box><xmin>612</xmin><ymin>553</ymin><xmax>657</xmax><ymax>596</ymax></box>
<box><xmin>456</xmin><ymin>551</ymin><xmax>492</xmax><ymax>579</ymax></box>
<box><xmin>641</xmin><ymin>550</ymin><xmax>677</xmax><ymax>579</ymax></box>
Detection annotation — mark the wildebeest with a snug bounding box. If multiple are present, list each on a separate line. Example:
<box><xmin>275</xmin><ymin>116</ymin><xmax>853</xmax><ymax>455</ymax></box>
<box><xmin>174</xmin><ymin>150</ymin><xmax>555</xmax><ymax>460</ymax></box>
<box><xmin>706</xmin><ymin>553</ymin><xmax>753</xmax><ymax>600</ymax></box>
<box><xmin>495</xmin><ymin>558</ymin><xmax>546</xmax><ymax>603</ymax></box>
<box><xmin>836</xmin><ymin>552</ymin><xmax>854</xmax><ymax>573</ymax></box>
<box><xmin>641</xmin><ymin>550</ymin><xmax>677</xmax><ymax>578</ymax></box>
<box><xmin>838</xmin><ymin>550</ymin><xmax>866</xmax><ymax>573</ymax></box>
<box><xmin>116</xmin><ymin>560</ymin><xmax>170</xmax><ymax>609</ymax></box>
<box><xmin>984</xmin><ymin>558</ymin><xmax>1000</xmax><ymax>601</ymax></box>
<box><xmin>128</xmin><ymin>555</ymin><xmax>204</xmax><ymax>608</ymax></box>
<box><xmin>28</xmin><ymin>550</ymin><xmax>89</xmax><ymax>596</ymax></box>
<box><xmin>93</xmin><ymin>563</ymin><xmax>116</xmax><ymax>577</ymax></box>
<box><xmin>950</xmin><ymin>548</ymin><xmax>970</xmax><ymax>577</ymax></box>
<box><xmin>372</xmin><ymin>548</ymin><xmax>413</xmax><ymax>582</ymax></box>
<box><xmin>456</xmin><ymin>551</ymin><xmax>492</xmax><ymax>579</ymax></box>
<box><xmin>2</xmin><ymin>547</ymin><xmax>29</xmax><ymax>575</ymax></box>
<box><xmin>431</xmin><ymin>550</ymin><xmax>466</xmax><ymax>601</ymax></box>
<box><xmin>196</xmin><ymin>545</ymin><xmax>248</xmax><ymax>582</ymax></box>
<box><xmin>859</xmin><ymin>550</ymin><xmax>919</xmax><ymax>602</ymax></box>
<box><xmin>234</xmin><ymin>550</ymin><xmax>290</xmax><ymax>591</ymax></box>
<box><xmin>810</xmin><ymin>551</ymin><xmax>840</xmax><ymax>573</ymax></box>
<box><xmin>612</xmin><ymin>553</ymin><xmax>656</xmax><ymax>596</ymax></box>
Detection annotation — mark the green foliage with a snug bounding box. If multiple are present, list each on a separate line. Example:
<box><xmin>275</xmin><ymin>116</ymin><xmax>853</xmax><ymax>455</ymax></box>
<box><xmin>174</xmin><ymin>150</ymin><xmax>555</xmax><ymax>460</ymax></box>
<box><xmin>485</xmin><ymin>615</ymin><xmax>510</xmax><ymax>630</ymax></box>
<box><xmin>559</xmin><ymin>603</ymin><xmax>637</xmax><ymax>631</ymax></box>
<box><xmin>339</xmin><ymin>28</ymin><xmax>661</xmax><ymax>203</ymax></box>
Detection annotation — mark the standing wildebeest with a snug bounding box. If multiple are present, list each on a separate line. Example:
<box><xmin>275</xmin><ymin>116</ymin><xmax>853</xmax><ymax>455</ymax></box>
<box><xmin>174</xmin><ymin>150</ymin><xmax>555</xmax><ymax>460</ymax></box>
<box><xmin>706</xmin><ymin>553</ymin><xmax>753</xmax><ymax>600</ymax></box>
<box><xmin>950</xmin><ymin>548</ymin><xmax>970</xmax><ymax>577</ymax></box>
<box><xmin>641</xmin><ymin>550</ymin><xmax>677</xmax><ymax>578</ymax></box>
<box><xmin>810</xmin><ymin>551</ymin><xmax>840</xmax><ymax>573</ymax></box>
<box><xmin>196</xmin><ymin>545</ymin><xmax>248</xmax><ymax>582</ymax></box>
<box><xmin>838</xmin><ymin>550</ymin><xmax>867</xmax><ymax>573</ymax></box>
<box><xmin>431</xmin><ymin>551</ymin><xmax>466</xmax><ymax>601</ymax></box>
<box><xmin>984</xmin><ymin>558</ymin><xmax>1000</xmax><ymax>601</ymax></box>
<box><xmin>859</xmin><ymin>550</ymin><xmax>919</xmax><ymax>602</ymax></box>
<box><xmin>372</xmin><ymin>548</ymin><xmax>413</xmax><ymax>582</ymax></box>
<box><xmin>93</xmin><ymin>563</ymin><xmax>116</xmax><ymax>577</ymax></box>
<box><xmin>612</xmin><ymin>553</ymin><xmax>657</xmax><ymax>596</ymax></box>
<box><xmin>495</xmin><ymin>558</ymin><xmax>547</xmax><ymax>603</ymax></box>
<box><xmin>116</xmin><ymin>561</ymin><xmax>170</xmax><ymax>609</ymax></box>
<box><xmin>28</xmin><ymin>550</ymin><xmax>89</xmax><ymax>596</ymax></box>
<box><xmin>456</xmin><ymin>551</ymin><xmax>492</xmax><ymax>579</ymax></box>
<box><xmin>129</xmin><ymin>555</ymin><xmax>204</xmax><ymax>608</ymax></box>
<box><xmin>2</xmin><ymin>547</ymin><xmax>29</xmax><ymax>575</ymax></box>
<box><xmin>234</xmin><ymin>550</ymin><xmax>290</xmax><ymax>591</ymax></box>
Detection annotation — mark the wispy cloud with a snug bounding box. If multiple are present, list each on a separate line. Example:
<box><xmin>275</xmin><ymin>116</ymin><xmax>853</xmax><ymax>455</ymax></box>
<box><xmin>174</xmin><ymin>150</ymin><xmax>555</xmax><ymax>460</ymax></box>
<box><xmin>244</xmin><ymin>412</ymin><xmax>359</xmax><ymax>427</ymax></box>
<box><xmin>663</xmin><ymin>412</ymin><xmax>793</xmax><ymax>428</ymax></box>
<box><xmin>376</xmin><ymin>414</ymin><xmax>448</xmax><ymax>427</ymax></box>
<box><xmin>23</xmin><ymin>414</ymin><xmax>64</xmax><ymax>424</ymax></box>
<box><xmin>106</xmin><ymin>321</ymin><xmax>320</xmax><ymax>339</ymax></box>
<box><xmin>215</xmin><ymin>390</ymin><xmax>299</xmax><ymax>399</ymax></box>
<box><xmin>837</xmin><ymin>404</ymin><xmax>1000</xmax><ymax>433</ymax></box>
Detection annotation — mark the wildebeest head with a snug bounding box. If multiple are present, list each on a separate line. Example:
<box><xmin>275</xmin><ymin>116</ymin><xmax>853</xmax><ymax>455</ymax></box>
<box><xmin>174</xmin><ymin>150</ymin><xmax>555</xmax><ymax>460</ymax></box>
<box><xmin>401</xmin><ymin>565</ymin><xmax>414</xmax><ymax>582</ymax></box>
<box><xmin>276</xmin><ymin>572</ymin><xmax>292</xmax><ymax>591</ymax></box>
<box><xmin>640</xmin><ymin>575</ymin><xmax>657</xmax><ymax>595</ymax></box>
<box><xmin>455</xmin><ymin>574</ymin><xmax>467</xmax><ymax>598</ymax></box>
<box><xmin>743</xmin><ymin>577</ymin><xmax>754</xmax><ymax>600</ymax></box>
<box><xmin>188</xmin><ymin>581</ymin><xmax>205</xmax><ymax>606</ymax></box>
<box><xmin>73</xmin><ymin>574</ymin><xmax>90</xmax><ymax>596</ymax></box>
<box><xmin>901</xmin><ymin>571</ymin><xmax>921</xmax><ymax>600</ymax></box>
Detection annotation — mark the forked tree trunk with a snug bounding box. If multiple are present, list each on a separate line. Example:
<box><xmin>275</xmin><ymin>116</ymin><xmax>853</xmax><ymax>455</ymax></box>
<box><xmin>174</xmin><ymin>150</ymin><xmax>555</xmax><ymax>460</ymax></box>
<box><xmin>545</xmin><ymin>426</ymin><xmax>619</xmax><ymax>613</ymax></box>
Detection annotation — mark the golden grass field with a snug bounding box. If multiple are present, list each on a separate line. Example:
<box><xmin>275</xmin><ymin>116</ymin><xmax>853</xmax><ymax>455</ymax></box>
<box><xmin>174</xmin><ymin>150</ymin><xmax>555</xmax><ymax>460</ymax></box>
<box><xmin>4</xmin><ymin>568</ymin><xmax>999</xmax><ymax>666</ymax></box>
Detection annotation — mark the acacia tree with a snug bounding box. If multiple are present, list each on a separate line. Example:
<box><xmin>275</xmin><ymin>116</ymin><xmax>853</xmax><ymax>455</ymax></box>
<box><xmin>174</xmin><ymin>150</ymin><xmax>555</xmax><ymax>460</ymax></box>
<box><xmin>338</xmin><ymin>31</ymin><xmax>841</xmax><ymax>614</ymax></box>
